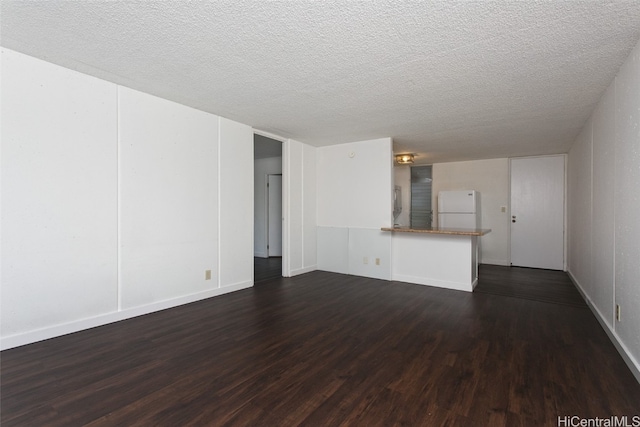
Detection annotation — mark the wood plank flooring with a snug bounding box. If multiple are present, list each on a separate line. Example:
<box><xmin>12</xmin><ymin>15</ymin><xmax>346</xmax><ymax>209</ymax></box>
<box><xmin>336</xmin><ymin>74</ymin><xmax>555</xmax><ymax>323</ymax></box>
<box><xmin>254</xmin><ymin>257</ymin><xmax>282</xmax><ymax>283</ymax></box>
<box><xmin>2</xmin><ymin>269</ymin><xmax>639</xmax><ymax>426</ymax></box>
<box><xmin>475</xmin><ymin>264</ymin><xmax>587</xmax><ymax>308</ymax></box>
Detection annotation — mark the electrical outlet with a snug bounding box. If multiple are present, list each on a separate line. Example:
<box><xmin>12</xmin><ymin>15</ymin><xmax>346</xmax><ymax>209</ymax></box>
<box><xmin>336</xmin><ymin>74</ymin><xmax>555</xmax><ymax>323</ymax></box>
<box><xmin>375</xmin><ymin>258</ymin><xmax>380</xmax><ymax>265</ymax></box>
<box><xmin>363</xmin><ymin>257</ymin><xmax>368</xmax><ymax>264</ymax></box>
<box><xmin>616</xmin><ymin>304</ymin><xmax>621</xmax><ymax>322</ymax></box>
<box><xmin>205</xmin><ymin>270</ymin><xmax>212</xmax><ymax>280</ymax></box>
<box><xmin>501</xmin><ymin>206</ymin><xmax>507</xmax><ymax>213</ymax></box>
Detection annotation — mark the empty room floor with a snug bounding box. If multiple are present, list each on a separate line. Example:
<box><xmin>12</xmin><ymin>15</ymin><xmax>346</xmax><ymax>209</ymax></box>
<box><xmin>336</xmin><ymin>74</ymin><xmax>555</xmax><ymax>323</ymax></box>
<box><xmin>2</xmin><ymin>267</ymin><xmax>639</xmax><ymax>426</ymax></box>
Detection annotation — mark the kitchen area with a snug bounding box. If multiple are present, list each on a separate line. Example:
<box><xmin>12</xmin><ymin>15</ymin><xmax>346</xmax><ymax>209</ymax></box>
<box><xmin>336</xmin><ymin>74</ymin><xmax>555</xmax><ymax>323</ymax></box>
<box><xmin>383</xmin><ymin>188</ymin><xmax>491</xmax><ymax>292</ymax></box>
<box><xmin>316</xmin><ymin>138</ymin><xmax>511</xmax><ymax>293</ymax></box>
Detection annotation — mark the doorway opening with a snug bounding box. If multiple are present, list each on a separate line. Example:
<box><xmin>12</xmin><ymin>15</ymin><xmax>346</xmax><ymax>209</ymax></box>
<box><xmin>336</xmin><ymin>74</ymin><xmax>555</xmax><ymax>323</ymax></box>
<box><xmin>254</xmin><ymin>134</ymin><xmax>283</xmax><ymax>282</ymax></box>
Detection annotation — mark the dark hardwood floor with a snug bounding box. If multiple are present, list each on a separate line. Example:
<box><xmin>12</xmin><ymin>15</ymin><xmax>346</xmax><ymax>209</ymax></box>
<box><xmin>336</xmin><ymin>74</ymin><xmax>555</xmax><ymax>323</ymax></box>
<box><xmin>254</xmin><ymin>256</ymin><xmax>282</xmax><ymax>283</ymax></box>
<box><xmin>2</xmin><ymin>268</ymin><xmax>639</xmax><ymax>426</ymax></box>
<box><xmin>475</xmin><ymin>264</ymin><xmax>587</xmax><ymax>308</ymax></box>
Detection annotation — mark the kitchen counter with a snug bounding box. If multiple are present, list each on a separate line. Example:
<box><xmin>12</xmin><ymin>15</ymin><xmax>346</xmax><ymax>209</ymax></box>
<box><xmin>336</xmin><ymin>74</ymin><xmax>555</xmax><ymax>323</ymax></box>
<box><xmin>381</xmin><ymin>226</ymin><xmax>491</xmax><ymax>236</ymax></box>
<box><xmin>382</xmin><ymin>226</ymin><xmax>491</xmax><ymax>292</ymax></box>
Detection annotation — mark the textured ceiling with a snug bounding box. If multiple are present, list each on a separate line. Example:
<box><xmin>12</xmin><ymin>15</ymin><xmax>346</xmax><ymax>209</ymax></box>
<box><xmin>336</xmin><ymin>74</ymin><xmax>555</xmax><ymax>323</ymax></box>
<box><xmin>2</xmin><ymin>1</ymin><xmax>640</xmax><ymax>163</ymax></box>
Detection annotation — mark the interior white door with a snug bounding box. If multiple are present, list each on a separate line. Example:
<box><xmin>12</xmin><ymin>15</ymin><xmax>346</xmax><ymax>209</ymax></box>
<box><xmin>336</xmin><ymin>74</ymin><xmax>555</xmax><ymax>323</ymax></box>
<box><xmin>510</xmin><ymin>156</ymin><xmax>564</xmax><ymax>270</ymax></box>
<box><xmin>267</xmin><ymin>174</ymin><xmax>283</xmax><ymax>257</ymax></box>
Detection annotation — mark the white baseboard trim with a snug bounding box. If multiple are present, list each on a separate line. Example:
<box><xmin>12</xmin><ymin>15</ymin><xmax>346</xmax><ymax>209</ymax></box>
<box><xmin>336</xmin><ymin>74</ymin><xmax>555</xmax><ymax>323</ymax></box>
<box><xmin>0</xmin><ymin>281</ymin><xmax>253</xmax><ymax>351</ymax></box>
<box><xmin>219</xmin><ymin>279</ymin><xmax>253</xmax><ymax>289</ymax></box>
<box><xmin>480</xmin><ymin>259</ymin><xmax>510</xmax><ymax>266</ymax></box>
<box><xmin>392</xmin><ymin>273</ymin><xmax>474</xmax><ymax>292</ymax></box>
<box><xmin>254</xmin><ymin>251</ymin><xmax>268</xmax><ymax>258</ymax></box>
<box><xmin>567</xmin><ymin>270</ymin><xmax>640</xmax><ymax>384</ymax></box>
<box><xmin>288</xmin><ymin>265</ymin><xmax>317</xmax><ymax>277</ymax></box>
<box><xmin>316</xmin><ymin>266</ymin><xmax>349</xmax><ymax>275</ymax></box>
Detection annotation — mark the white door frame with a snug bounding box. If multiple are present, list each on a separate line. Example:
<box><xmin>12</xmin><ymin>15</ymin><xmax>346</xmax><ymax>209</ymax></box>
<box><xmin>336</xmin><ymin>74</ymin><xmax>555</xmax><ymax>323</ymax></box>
<box><xmin>254</xmin><ymin>130</ymin><xmax>288</xmax><ymax>277</ymax></box>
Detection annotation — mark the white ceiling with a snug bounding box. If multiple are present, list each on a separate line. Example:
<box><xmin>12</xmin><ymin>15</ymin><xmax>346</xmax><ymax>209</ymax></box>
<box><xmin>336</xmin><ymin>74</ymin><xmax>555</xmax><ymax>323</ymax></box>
<box><xmin>2</xmin><ymin>1</ymin><xmax>640</xmax><ymax>163</ymax></box>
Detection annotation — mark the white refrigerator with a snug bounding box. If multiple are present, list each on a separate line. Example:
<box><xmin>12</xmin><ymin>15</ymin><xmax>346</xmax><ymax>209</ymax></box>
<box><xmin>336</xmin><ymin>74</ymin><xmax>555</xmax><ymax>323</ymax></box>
<box><xmin>437</xmin><ymin>190</ymin><xmax>479</xmax><ymax>229</ymax></box>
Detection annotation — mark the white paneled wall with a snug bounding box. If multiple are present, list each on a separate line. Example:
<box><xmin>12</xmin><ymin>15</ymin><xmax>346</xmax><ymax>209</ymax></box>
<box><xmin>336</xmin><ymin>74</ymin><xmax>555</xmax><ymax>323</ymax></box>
<box><xmin>568</xmin><ymin>122</ymin><xmax>593</xmax><ymax>297</ymax></box>
<box><xmin>1</xmin><ymin>48</ymin><xmax>118</xmax><ymax>337</ymax></box>
<box><xmin>0</xmin><ymin>49</ymin><xmax>256</xmax><ymax>349</ymax></box>
<box><xmin>118</xmin><ymin>87</ymin><xmax>219</xmax><ymax>309</ymax></box>
<box><xmin>317</xmin><ymin>227</ymin><xmax>349</xmax><ymax>274</ymax></box>
<box><xmin>286</xmin><ymin>140</ymin><xmax>304</xmax><ymax>273</ymax></box>
<box><xmin>302</xmin><ymin>143</ymin><xmax>318</xmax><ymax>271</ymax></box>
<box><xmin>567</xmin><ymin>39</ymin><xmax>640</xmax><ymax>381</ymax></box>
<box><xmin>316</xmin><ymin>138</ymin><xmax>393</xmax><ymax>280</ymax></box>
<box><xmin>591</xmin><ymin>86</ymin><xmax>615</xmax><ymax>323</ymax></box>
<box><xmin>283</xmin><ymin>139</ymin><xmax>317</xmax><ymax>277</ymax></box>
<box><xmin>613</xmin><ymin>37</ymin><xmax>640</xmax><ymax>376</ymax></box>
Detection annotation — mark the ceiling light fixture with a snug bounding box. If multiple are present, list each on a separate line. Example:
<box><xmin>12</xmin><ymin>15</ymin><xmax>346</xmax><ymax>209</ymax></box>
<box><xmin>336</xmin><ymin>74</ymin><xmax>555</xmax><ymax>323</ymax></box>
<box><xmin>395</xmin><ymin>154</ymin><xmax>414</xmax><ymax>165</ymax></box>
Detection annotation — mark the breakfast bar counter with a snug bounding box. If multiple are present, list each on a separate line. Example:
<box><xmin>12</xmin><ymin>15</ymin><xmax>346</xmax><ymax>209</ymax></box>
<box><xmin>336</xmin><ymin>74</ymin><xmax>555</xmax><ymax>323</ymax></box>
<box><xmin>381</xmin><ymin>227</ymin><xmax>491</xmax><ymax>236</ymax></box>
<box><xmin>382</xmin><ymin>226</ymin><xmax>491</xmax><ymax>292</ymax></box>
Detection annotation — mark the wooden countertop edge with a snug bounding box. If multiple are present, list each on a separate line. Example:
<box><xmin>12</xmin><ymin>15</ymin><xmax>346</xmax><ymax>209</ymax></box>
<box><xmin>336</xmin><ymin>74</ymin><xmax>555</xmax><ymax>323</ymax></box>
<box><xmin>381</xmin><ymin>227</ymin><xmax>492</xmax><ymax>236</ymax></box>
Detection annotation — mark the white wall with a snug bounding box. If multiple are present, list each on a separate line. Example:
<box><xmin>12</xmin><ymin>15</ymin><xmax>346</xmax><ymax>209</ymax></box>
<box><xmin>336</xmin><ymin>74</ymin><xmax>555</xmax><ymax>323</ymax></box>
<box><xmin>218</xmin><ymin>118</ymin><xmax>254</xmax><ymax>288</ymax></box>
<box><xmin>316</xmin><ymin>227</ymin><xmax>349</xmax><ymax>274</ymax></box>
<box><xmin>317</xmin><ymin>138</ymin><xmax>393</xmax><ymax>228</ymax></box>
<box><xmin>568</xmin><ymin>122</ymin><xmax>594</xmax><ymax>301</ymax></box>
<box><xmin>612</xmin><ymin>38</ymin><xmax>640</xmax><ymax>375</ymax></box>
<box><xmin>254</xmin><ymin>156</ymin><xmax>282</xmax><ymax>258</ymax></box>
<box><xmin>0</xmin><ymin>49</ymin><xmax>254</xmax><ymax>349</ymax></box>
<box><xmin>432</xmin><ymin>158</ymin><xmax>510</xmax><ymax>265</ymax></box>
<box><xmin>1</xmin><ymin>48</ymin><xmax>118</xmax><ymax>337</ymax></box>
<box><xmin>393</xmin><ymin>165</ymin><xmax>411</xmax><ymax>227</ymax></box>
<box><xmin>316</xmin><ymin>138</ymin><xmax>393</xmax><ymax>279</ymax></box>
<box><xmin>118</xmin><ymin>87</ymin><xmax>219</xmax><ymax>309</ymax></box>
<box><xmin>302</xmin><ymin>142</ymin><xmax>318</xmax><ymax>273</ymax></box>
<box><xmin>567</xmin><ymin>38</ymin><xmax>640</xmax><ymax>381</ymax></box>
<box><xmin>282</xmin><ymin>139</ymin><xmax>317</xmax><ymax>277</ymax></box>
<box><xmin>591</xmin><ymin>87</ymin><xmax>615</xmax><ymax>321</ymax></box>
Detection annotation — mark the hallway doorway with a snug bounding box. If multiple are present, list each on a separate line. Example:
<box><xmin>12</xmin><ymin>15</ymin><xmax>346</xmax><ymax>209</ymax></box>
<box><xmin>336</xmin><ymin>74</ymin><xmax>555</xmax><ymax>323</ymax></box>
<box><xmin>254</xmin><ymin>134</ymin><xmax>283</xmax><ymax>280</ymax></box>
